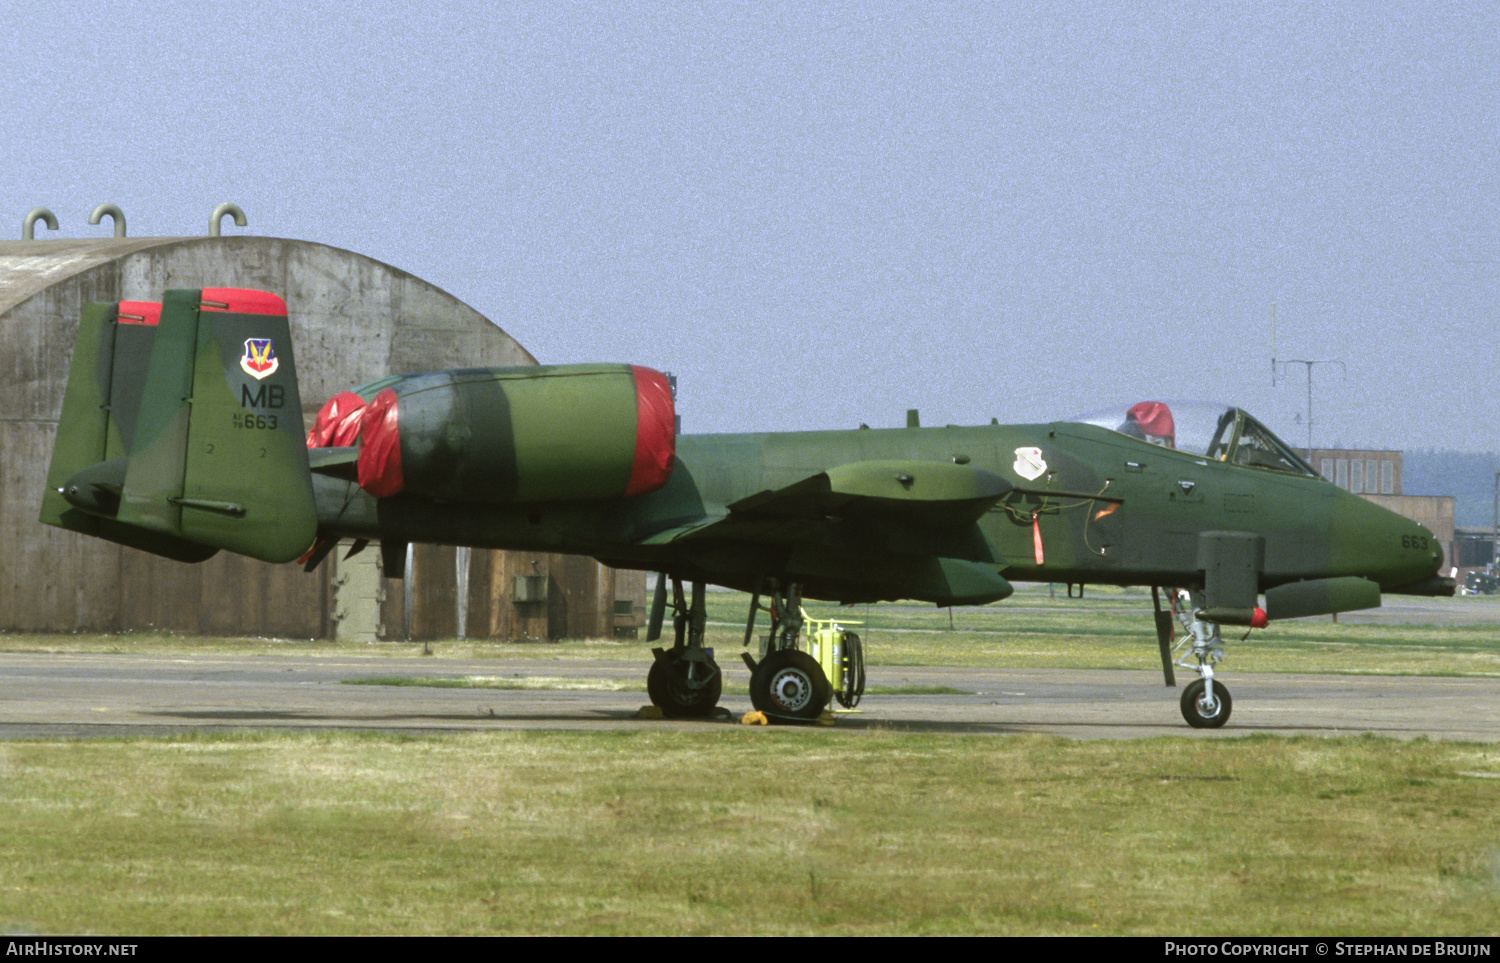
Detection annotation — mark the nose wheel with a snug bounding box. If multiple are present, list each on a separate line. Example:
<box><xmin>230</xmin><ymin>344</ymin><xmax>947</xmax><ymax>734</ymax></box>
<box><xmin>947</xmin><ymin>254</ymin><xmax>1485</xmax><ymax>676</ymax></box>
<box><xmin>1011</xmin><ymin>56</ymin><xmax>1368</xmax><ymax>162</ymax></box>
<box><xmin>1180</xmin><ymin>678</ymin><xmax>1232</xmax><ymax>728</ymax></box>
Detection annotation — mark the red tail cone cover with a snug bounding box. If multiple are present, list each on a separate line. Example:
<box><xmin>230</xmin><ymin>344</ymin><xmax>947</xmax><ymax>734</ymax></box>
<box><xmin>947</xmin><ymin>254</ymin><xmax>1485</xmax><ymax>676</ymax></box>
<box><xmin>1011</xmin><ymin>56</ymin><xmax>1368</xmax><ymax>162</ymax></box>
<box><xmin>306</xmin><ymin>391</ymin><xmax>368</xmax><ymax>448</ymax></box>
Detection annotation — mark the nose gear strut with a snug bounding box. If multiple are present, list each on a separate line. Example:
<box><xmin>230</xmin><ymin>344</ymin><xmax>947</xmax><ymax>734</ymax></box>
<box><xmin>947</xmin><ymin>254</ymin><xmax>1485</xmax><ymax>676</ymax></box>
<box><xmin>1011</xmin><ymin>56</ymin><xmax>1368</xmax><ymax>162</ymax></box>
<box><xmin>1171</xmin><ymin>588</ymin><xmax>1232</xmax><ymax>728</ymax></box>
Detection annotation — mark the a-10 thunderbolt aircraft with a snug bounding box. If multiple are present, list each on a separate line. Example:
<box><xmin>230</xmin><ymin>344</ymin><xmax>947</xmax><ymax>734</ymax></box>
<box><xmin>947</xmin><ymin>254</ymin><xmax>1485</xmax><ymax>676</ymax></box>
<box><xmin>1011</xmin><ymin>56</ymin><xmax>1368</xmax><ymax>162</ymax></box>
<box><xmin>41</xmin><ymin>289</ymin><xmax>1453</xmax><ymax>727</ymax></box>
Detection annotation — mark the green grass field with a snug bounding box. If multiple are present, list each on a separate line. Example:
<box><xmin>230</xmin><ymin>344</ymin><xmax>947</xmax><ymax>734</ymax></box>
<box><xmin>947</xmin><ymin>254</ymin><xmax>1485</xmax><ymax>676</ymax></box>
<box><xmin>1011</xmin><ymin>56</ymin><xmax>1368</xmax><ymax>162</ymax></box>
<box><xmin>1</xmin><ymin>590</ymin><xmax>1497</xmax><ymax>935</ymax></box>
<box><xmin>0</xmin><ymin>732</ymin><xmax>1496</xmax><ymax>935</ymax></box>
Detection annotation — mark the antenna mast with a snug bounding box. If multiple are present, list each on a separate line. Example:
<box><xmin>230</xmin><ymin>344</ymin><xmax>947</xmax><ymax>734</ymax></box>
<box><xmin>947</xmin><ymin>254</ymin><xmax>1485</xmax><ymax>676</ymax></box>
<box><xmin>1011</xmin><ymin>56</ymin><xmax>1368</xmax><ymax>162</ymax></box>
<box><xmin>1275</xmin><ymin>358</ymin><xmax>1345</xmax><ymax>450</ymax></box>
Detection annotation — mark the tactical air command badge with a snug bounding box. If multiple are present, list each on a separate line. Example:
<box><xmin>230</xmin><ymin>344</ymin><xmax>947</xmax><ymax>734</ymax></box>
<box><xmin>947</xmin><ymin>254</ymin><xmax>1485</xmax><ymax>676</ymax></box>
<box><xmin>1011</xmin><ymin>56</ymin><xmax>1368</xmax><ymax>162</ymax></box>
<box><xmin>1012</xmin><ymin>446</ymin><xmax>1048</xmax><ymax>481</ymax></box>
<box><xmin>241</xmin><ymin>338</ymin><xmax>280</xmax><ymax>380</ymax></box>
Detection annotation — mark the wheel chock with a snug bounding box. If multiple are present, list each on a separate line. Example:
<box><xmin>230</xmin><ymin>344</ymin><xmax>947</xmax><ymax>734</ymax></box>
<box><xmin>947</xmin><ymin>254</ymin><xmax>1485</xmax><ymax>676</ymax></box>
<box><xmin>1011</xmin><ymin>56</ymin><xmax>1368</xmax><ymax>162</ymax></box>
<box><xmin>741</xmin><ymin>709</ymin><xmax>839</xmax><ymax>726</ymax></box>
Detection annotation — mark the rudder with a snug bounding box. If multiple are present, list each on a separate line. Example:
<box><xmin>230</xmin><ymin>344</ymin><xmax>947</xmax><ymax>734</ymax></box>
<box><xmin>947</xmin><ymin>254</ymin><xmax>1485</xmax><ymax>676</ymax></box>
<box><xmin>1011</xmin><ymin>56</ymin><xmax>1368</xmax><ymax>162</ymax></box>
<box><xmin>117</xmin><ymin>288</ymin><xmax>317</xmax><ymax>563</ymax></box>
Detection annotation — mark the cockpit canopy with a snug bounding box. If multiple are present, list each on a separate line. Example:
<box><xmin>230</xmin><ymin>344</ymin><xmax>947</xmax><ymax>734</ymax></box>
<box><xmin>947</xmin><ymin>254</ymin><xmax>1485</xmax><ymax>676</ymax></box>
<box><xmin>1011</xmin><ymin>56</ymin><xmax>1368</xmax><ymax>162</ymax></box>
<box><xmin>1068</xmin><ymin>401</ymin><xmax>1317</xmax><ymax>477</ymax></box>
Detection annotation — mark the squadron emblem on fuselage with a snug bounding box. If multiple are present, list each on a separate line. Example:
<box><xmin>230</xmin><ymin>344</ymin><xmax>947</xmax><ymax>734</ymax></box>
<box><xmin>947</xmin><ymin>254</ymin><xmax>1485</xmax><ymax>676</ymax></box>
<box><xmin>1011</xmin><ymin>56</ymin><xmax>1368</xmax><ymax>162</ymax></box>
<box><xmin>1012</xmin><ymin>446</ymin><xmax>1047</xmax><ymax>481</ymax></box>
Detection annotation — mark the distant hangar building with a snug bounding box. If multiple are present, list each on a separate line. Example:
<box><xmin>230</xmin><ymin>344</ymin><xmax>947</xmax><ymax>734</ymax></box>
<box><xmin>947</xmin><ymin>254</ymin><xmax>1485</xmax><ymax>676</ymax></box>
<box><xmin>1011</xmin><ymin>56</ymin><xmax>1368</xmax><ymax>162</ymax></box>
<box><xmin>0</xmin><ymin>224</ymin><xmax>644</xmax><ymax>641</ymax></box>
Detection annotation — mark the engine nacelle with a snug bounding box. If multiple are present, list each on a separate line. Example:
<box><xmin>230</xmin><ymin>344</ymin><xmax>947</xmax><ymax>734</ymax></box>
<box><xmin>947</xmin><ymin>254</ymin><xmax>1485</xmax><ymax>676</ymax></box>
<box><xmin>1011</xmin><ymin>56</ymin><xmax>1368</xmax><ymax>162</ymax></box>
<box><xmin>313</xmin><ymin>364</ymin><xmax>676</xmax><ymax>505</ymax></box>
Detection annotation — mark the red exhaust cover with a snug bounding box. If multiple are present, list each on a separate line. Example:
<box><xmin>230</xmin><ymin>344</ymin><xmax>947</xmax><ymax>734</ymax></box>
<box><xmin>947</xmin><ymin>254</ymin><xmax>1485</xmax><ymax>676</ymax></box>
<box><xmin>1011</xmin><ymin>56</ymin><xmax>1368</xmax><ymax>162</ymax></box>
<box><xmin>356</xmin><ymin>388</ymin><xmax>404</xmax><ymax>498</ymax></box>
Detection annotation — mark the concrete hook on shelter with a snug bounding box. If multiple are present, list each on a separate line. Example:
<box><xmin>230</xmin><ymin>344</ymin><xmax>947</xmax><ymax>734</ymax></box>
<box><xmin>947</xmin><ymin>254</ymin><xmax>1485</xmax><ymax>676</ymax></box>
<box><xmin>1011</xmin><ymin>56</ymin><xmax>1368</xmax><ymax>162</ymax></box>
<box><xmin>22</xmin><ymin>208</ymin><xmax>57</xmax><ymax>240</ymax></box>
<box><xmin>88</xmin><ymin>204</ymin><xmax>127</xmax><ymax>238</ymax></box>
<box><xmin>209</xmin><ymin>203</ymin><xmax>247</xmax><ymax>236</ymax></box>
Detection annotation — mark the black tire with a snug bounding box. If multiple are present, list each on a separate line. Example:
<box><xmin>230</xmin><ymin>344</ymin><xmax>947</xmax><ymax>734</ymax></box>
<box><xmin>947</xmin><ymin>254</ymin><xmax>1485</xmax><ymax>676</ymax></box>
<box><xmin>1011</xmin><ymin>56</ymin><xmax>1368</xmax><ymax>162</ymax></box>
<box><xmin>750</xmin><ymin>650</ymin><xmax>831</xmax><ymax>722</ymax></box>
<box><xmin>1180</xmin><ymin>678</ymin><xmax>1232</xmax><ymax>729</ymax></box>
<box><xmin>836</xmin><ymin>631</ymin><xmax>865</xmax><ymax>709</ymax></box>
<box><xmin>647</xmin><ymin>651</ymin><xmax>722</xmax><ymax>718</ymax></box>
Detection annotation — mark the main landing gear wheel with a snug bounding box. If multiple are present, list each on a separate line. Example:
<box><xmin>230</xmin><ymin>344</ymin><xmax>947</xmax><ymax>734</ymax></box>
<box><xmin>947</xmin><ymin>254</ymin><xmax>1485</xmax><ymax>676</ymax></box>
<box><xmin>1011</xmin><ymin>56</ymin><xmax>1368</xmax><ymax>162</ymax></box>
<box><xmin>750</xmin><ymin>650</ymin><xmax>831</xmax><ymax>723</ymax></box>
<box><xmin>1180</xmin><ymin>678</ymin><xmax>1232</xmax><ymax>729</ymax></box>
<box><xmin>647</xmin><ymin>650</ymin><xmax>722</xmax><ymax>718</ymax></box>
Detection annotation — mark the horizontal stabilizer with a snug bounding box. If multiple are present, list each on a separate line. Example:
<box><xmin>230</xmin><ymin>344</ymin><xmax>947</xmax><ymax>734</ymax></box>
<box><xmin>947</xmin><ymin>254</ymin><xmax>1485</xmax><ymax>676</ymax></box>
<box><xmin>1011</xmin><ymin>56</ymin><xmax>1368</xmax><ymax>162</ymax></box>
<box><xmin>308</xmin><ymin>446</ymin><xmax>360</xmax><ymax>480</ymax></box>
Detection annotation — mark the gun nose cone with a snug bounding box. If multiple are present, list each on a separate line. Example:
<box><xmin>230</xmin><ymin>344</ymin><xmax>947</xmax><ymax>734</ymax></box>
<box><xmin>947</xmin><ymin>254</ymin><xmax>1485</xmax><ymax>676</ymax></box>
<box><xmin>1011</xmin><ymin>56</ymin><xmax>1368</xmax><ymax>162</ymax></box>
<box><xmin>1409</xmin><ymin>520</ymin><xmax>1443</xmax><ymax>577</ymax></box>
<box><xmin>1410</xmin><ymin>519</ymin><xmax>1445</xmax><ymax>576</ymax></box>
<box><xmin>1386</xmin><ymin>519</ymin><xmax>1455</xmax><ymax>597</ymax></box>
<box><xmin>1338</xmin><ymin>491</ymin><xmax>1451</xmax><ymax>593</ymax></box>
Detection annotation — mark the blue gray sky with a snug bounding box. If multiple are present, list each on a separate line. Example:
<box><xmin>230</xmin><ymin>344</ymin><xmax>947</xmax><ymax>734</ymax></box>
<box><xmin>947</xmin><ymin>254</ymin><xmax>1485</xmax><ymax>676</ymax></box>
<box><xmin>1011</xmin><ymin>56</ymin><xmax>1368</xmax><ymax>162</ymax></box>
<box><xmin>3</xmin><ymin>1</ymin><xmax>1495</xmax><ymax>451</ymax></box>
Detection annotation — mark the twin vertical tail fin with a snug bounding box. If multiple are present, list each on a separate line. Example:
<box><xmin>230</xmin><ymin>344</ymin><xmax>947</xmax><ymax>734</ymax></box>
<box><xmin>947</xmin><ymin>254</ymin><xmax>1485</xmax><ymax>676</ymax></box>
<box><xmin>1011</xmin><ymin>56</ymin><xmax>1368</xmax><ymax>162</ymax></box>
<box><xmin>41</xmin><ymin>288</ymin><xmax>317</xmax><ymax>564</ymax></box>
<box><xmin>39</xmin><ymin>298</ymin><xmax>215</xmax><ymax>561</ymax></box>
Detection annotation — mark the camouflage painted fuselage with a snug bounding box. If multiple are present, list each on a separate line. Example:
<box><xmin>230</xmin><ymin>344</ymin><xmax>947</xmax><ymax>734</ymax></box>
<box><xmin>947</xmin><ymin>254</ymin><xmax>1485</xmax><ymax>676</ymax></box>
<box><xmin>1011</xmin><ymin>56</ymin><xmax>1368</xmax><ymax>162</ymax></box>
<box><xmin>314</xmin><ymin>419</ymin><xmax>1444</xmax><ymax>607</ymax></box>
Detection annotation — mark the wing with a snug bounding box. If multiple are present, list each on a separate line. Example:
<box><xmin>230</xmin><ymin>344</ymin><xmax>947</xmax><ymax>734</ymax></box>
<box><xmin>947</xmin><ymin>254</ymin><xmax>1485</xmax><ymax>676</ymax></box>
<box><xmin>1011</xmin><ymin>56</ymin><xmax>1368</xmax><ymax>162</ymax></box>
<box><xmin>641</xmin><ymin>460</ymin><xmax>1015</xmax><ymax>606</ymax></box>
